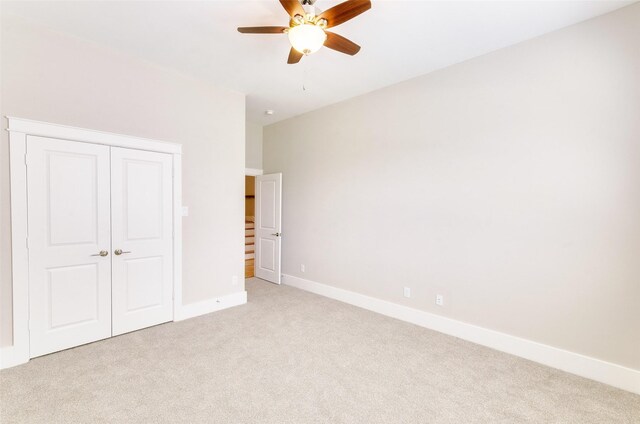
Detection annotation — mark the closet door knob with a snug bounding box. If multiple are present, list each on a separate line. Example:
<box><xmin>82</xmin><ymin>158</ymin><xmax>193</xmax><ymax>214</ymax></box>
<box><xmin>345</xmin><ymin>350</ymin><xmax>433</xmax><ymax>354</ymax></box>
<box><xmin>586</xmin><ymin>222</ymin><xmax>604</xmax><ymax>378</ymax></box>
<box><xmin>91</xmin><ymin>250</ymin><xmax>109</xmax><ymax>257</ymax></box>
<box><xmin>114</xmin><ymin>249</ymin><xmax>131</xmax><ymax>256</ymax></box>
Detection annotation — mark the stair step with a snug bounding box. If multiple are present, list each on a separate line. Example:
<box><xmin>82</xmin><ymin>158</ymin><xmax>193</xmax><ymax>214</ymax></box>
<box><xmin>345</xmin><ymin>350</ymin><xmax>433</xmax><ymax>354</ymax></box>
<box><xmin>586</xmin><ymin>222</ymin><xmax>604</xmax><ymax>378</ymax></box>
<box><xmin>244</xmin><ymin>218</ymin><xmax>256</xmax><ymax>276</ymax></box>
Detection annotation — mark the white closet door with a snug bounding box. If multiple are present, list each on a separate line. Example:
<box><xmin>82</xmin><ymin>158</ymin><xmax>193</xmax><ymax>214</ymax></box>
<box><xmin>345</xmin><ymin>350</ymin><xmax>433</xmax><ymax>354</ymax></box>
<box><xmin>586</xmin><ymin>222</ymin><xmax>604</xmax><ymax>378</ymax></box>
<box><xmin>27</xmin><ymin>136</ymin><xmax>112</xmax><ymax>358</ymax></box>
<box><xmin>111</xmin><ymin>147</ymin><xmax>173</xmax><ymax>335</ymax></box>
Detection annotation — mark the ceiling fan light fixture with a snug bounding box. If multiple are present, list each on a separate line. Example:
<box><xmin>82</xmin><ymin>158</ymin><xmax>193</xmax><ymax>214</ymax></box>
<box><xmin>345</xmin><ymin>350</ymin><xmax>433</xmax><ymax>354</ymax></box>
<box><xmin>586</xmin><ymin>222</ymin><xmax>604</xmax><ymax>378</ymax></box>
<box><xmin>237</xmin><ymin>0</ymin><xmax>371</xmax><ymax>64</ymax></box>
<box><xmin>287</xmin><ymin>23</ymin><xmax>326</xmax><ymax>55</ymax></box>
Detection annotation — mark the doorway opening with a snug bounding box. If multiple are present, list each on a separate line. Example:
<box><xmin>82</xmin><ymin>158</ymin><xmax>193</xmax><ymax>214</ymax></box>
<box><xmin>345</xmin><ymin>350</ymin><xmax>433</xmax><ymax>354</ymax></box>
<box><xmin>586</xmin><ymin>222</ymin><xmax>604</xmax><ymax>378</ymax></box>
<box><xmin>245</xmin><ymin>175</ymin><xmax>256</xmax><ymax>278</ymax></box>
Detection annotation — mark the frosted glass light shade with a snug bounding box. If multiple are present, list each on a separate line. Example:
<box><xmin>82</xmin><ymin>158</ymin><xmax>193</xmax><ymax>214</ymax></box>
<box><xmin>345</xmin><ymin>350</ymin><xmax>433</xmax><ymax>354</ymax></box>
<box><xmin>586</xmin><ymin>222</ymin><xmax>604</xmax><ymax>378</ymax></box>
<box><xmin>288</xmin><ymin>24</ymin><xmax>327</xmax><ymax>55</ymax></box>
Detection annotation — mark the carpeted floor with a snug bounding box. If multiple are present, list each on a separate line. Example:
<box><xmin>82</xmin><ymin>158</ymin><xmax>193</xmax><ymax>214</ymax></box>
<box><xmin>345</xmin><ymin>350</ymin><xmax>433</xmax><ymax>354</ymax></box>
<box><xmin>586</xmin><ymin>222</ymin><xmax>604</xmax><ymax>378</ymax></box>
<box><xmin>1</xmin><ymin>278</ymin><xmax>638</xmax><ymax>423</ymax></box>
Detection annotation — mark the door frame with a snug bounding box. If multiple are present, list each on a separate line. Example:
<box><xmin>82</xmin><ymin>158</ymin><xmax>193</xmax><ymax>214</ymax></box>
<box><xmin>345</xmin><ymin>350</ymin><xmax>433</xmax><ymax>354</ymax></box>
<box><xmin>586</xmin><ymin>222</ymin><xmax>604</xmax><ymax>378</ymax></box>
<box><xmin>245</xmin><ymin>168</ymin><xmax>263</xmax><ymax>176</ymax></box>
<box><xmin>1</xmin><ymin>117</ymin><xmax>183</xmax><ymax>369</ymax></box>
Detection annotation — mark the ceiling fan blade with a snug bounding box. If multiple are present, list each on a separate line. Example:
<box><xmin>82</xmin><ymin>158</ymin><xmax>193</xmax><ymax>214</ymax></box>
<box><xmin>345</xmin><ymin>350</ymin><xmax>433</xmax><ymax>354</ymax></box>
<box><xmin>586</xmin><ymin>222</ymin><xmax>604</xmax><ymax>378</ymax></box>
<box><xmin>237</xmin><ymin>26</ymin><xmax>288</xmax><ymax>34</ymax></box>
<box><xmin>318</xmin><ymin>0</ymin><xmax>371</xmax><ymax>28</ymax></box>
<box><xmin>287</xmin><ymin>48</ymin><xmax>303</xmax><ymax>64</ymax></box>
<box><xmin>324</xmin><ymin>31</ymin><xmax>361</xmax><ymax>55</ymax></box>
<box><xmin>279</xmin><ymin>0</ymin><xmax>306</xmax><ymax>17</ymax></box>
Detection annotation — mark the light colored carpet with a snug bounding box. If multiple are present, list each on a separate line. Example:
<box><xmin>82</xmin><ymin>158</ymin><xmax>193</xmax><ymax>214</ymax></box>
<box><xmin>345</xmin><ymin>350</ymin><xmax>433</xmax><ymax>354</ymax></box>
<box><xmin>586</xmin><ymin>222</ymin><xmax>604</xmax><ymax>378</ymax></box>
<box><xmin>1</xmin><ymin>278</ymin><xmax>638</xmax><ymax>423</ymax></box>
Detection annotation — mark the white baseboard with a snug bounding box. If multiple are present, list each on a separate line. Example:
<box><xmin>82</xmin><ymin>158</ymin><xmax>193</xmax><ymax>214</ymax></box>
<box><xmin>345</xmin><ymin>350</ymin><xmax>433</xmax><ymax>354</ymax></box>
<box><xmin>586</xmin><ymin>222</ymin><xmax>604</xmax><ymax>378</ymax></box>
<box><xmin>282</xmin><ymin>274</ymin><xmax>640</xmax><ymax>395</ymax></box>
<box><xmin>175</xmin><ymin>290</ymin><xmax>247</xmax><ymax>321</ymax></box>
<box><xmin>0</xmin><ymin>345</ymin><xmax>29</xmax><ymax>369</ymax></box>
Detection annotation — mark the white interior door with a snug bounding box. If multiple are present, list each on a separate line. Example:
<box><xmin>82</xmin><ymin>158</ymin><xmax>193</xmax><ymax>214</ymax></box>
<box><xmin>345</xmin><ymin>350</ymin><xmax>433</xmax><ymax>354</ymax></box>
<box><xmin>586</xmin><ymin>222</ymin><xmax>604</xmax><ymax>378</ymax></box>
<box><xmin>27</xmin><ymin>136</ymin><xmax>112</xmax><ymax>358</ymax></box>
<box><xmin>255</xmin><ymin>173</ymin><xmax>282</xmax><ymax>284</ymax></box>
<box><xmin>110</xmin><ymin>147</ymin><xmax>174</xmax><ymax>336</ymax></box>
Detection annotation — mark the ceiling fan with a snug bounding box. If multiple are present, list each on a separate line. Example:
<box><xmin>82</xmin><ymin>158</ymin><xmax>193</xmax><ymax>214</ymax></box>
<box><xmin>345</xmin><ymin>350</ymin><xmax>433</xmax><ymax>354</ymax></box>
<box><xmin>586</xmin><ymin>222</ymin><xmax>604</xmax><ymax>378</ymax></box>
<box><xmin>238</xmin><ymin>0</ymin><xmax>371</xmax><ymax>64</ymax></box>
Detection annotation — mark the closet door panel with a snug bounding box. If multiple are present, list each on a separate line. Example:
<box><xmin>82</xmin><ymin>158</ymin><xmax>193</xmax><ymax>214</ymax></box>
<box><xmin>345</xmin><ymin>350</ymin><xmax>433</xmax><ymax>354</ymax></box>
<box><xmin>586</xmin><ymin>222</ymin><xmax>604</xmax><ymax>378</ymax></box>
<box><xmin>27</xmin><ymin>136</ymin><xmax>112</xmax><ymax>358</ymax></box>
<box><xmin>111</xmin><ymin>147</ymin><xmax>173</xmax><ymax>335</ymax></box>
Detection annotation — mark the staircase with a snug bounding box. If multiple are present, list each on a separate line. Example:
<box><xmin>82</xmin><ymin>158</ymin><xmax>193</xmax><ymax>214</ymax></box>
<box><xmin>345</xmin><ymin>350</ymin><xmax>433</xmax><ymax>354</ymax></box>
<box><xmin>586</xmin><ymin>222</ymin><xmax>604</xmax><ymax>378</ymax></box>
<box><xmin>245</xmin><ymin>219</ymin><xmax>255</xmax><ymax>278</ymax></box>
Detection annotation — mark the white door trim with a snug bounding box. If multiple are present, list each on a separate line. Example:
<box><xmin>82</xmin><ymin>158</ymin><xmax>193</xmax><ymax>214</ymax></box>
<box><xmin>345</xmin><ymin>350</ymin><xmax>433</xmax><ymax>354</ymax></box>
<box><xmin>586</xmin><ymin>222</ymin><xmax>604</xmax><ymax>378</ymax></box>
<box><xmin>1</xmin><ymin>131</ymin><xmax>29</xmax><ymax>368</ymax></box>
<box><xmin>245</xmin><ymin>168</ymin><xmax>263</xmax><ymax>176</ymax></box>
<box><xmin>1</xmin><ymin>117</ymin><xmax>183</xmax><ymax>369</ymax></box>
<box><xmin>7</xmin><ymin>117</ymin><xmax>181</xmax><ymax>154</ymax></box>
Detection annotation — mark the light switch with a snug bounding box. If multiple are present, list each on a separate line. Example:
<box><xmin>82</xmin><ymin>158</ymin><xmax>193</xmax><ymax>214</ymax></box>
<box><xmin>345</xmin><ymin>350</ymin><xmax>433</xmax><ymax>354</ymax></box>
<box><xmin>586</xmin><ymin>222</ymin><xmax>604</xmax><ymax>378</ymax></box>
<box><xmin>182</xmin><ymin>206</ymin><xmax>189</xmax><ymax>216</ymax></box>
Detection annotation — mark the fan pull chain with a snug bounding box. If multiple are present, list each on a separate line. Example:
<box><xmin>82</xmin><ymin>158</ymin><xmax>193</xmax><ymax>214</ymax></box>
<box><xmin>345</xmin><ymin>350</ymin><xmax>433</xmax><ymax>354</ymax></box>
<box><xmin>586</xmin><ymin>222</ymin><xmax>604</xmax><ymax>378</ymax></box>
<box><xmin>302</xmin><ymin>67</ymin><xmax>309</xmax><ymax>92</ymax></box>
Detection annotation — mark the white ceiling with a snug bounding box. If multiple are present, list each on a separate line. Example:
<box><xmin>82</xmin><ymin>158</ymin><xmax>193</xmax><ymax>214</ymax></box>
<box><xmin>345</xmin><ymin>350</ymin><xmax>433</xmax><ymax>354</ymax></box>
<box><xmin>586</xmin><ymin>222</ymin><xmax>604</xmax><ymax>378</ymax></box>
<box><xmin>3</xmin><ymin>0</ymin><xmax>634</xmax><ymax>125</ymax></box>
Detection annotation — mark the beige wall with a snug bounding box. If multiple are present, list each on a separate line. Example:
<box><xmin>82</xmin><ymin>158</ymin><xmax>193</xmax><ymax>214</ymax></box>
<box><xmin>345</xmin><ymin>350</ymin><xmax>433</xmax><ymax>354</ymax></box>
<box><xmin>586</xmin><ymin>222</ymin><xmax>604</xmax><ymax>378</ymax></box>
<box><xmin>0</xmin><ymin>14</ymin><xmax>246</xmax><ymax>347</ymax></box>
<box><xmin>245</xmin><ymin>120</ymin><xmax>263</xmax><ymax>170</ymax></box>
<box><xmin>264</xmin><ymin>4</ymin><xmax>640</xmax><ymax>370</ymax></box>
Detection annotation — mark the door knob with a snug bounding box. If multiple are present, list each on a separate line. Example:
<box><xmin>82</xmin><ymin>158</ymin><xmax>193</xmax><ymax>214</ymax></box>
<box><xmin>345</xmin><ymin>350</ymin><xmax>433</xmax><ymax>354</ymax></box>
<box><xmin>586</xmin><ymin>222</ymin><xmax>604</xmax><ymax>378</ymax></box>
<box><xmin>271</xmin><ymin>233</ymin><xmax>281</xmax><ymax>237</ymax></box>
<box><xmin>91</xmin><ymin>250</ymin><xmax>109</xmax><ymax>257</ymax></box>
<box><xmin>114</xmin><ymin>249</ymin><xmax>131</xmax><ymax>256</ymax></box>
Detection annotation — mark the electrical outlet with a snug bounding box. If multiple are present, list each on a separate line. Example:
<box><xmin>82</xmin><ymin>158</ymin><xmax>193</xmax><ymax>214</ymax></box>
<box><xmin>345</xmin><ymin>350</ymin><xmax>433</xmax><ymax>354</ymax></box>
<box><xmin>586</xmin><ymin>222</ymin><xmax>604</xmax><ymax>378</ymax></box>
<box><xmin>300</xmin><ymin>264</ymin><xmax>305</xmax><ymax>273</ymax></box>
<box><xmin>435</xmin><ymin>294</ymin><xmax>444</xmax><ymax>306</ymax></box>
<box><xmin>232</xmin><ymin>275</ymin><xmax>238</xmax><ymax>286</ymax></box>
<box><xmin>403</xmin><ymin>287</ymin><xmax>411</xmax><ymax>298</ymax></box>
